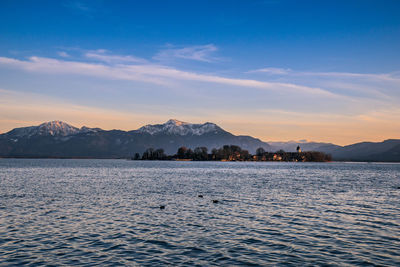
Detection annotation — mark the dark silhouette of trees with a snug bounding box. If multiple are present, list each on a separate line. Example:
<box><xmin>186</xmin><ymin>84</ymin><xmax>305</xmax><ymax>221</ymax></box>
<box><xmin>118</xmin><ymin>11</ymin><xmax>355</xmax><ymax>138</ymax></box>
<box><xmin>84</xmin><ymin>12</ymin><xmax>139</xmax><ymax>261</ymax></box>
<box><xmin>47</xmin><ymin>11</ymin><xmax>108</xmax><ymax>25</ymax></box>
<box><xmin>194</xmin><ymin>147</ymin><xmax>208</xmax><ymax>161</ymax></box>
<box><xmin>141</xmin><ymin>148</ymin><xmax>167</xmax><ymax>160</ymax></box>
<box><xmin>154</xmin><ymin>148</ymin><xmax>166</xmax><ymax>160</ymax></box>
<box><xmin>302</xmin><ymin>151</ymin><xmax>332</xmax><ymax>162</ymax></box>
<box><xmin>256</xmin><ymin>147</ymin><xmax>266</xmax><ymax>156</ymax></box>
<box><xmin>210</xmin><ymin>145</ymin><xmax>250</xmax><ymax>161</ymax></box>
<box><xmin>137</xmin><ymin>145</ymin><xmax>331</xmax><ymax>162</ymax></box>
<box><xmin>141</xmin><ymin>148</ymin><xmax>153</xmax><ymax>160</ymax></box>
<box><xmin>176</xmin><ymin>146</ymin><xmax>197</xmax><ymax>159</ymax></box>
<box><xmin>185</xmin><ymin>148</ymin><xmax>194</xmax><ymax>159</ymax></box>
<box><xmin>177</xmin><ymin>146</ymin><xmax>188</xmax><ymax>158</ymax></box>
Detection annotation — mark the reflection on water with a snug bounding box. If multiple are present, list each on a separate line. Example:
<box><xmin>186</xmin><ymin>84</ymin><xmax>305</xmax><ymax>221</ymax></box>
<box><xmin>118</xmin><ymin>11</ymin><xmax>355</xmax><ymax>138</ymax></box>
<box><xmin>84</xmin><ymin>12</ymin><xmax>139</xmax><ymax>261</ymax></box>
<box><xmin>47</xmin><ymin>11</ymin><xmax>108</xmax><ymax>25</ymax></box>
<box><xmin>0</xmin><ymin>159</ymin><xmax>399</xmax><ymax>266</ymax></box>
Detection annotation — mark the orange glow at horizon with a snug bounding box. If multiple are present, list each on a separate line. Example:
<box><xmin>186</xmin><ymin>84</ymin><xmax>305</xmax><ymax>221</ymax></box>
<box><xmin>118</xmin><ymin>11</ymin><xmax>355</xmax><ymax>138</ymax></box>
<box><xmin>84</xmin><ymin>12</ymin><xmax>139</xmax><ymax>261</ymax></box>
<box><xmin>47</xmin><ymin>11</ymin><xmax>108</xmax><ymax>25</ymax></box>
<box><xmin>1</xmin><ymin>89</ymin><xmax>399</xmax><ymax>146</ymax></box>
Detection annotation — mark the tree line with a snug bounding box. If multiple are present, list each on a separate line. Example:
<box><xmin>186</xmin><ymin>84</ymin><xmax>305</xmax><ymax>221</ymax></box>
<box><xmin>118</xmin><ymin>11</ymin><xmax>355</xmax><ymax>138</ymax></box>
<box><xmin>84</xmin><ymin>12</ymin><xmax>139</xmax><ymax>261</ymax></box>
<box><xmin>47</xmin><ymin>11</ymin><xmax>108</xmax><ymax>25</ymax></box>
<box><xmin>132</xmin><ymin>145</ymin><xmax>332</xmax><ymax>162</ymax></box>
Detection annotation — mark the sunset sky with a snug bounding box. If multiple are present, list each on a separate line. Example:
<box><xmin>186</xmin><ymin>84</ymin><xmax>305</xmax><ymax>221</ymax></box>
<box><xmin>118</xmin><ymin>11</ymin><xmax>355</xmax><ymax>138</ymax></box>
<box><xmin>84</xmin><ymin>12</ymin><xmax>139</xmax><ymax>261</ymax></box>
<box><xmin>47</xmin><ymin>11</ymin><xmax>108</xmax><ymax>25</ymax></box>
<box><xmin>1</xmin><ymin>0</ymin><xmax>400</xmax><ymax>145</ymax></box>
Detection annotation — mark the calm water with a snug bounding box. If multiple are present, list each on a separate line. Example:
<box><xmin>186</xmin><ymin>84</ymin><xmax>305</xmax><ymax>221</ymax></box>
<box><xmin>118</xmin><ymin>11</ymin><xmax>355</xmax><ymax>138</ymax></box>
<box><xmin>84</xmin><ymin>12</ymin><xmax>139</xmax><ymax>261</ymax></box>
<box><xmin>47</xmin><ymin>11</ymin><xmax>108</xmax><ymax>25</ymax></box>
<box><xmin>0</xmin><ymin>159</ymin><xmax>399</xmax><ymax>266</ymax></box>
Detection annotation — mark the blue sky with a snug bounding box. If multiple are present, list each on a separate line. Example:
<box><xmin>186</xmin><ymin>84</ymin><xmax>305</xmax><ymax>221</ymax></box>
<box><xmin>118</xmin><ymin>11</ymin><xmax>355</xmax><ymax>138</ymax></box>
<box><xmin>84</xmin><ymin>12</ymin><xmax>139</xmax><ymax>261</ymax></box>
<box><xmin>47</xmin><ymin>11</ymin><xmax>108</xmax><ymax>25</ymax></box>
<box><xmin>1</xmin><ymin>0</ymin><xmax>400</xmax><ymax>144</ymax></box>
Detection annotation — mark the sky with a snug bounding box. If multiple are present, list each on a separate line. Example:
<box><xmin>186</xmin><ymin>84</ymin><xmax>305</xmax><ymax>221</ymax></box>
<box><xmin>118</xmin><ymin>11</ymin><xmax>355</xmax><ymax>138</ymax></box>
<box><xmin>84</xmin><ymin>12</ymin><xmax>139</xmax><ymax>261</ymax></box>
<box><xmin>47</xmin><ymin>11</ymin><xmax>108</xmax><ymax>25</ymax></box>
<box><xmin>0</xmin><ymin>0</ymin><xmax>400</xmax><ymax>145</ymax></box>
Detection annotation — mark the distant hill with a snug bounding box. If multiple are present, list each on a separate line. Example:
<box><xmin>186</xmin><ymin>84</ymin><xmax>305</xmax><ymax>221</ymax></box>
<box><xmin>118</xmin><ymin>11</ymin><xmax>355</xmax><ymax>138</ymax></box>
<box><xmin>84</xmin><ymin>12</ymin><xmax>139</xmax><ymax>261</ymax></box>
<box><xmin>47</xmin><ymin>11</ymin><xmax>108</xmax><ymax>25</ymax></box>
<box><xmin>268</xmin><ymin>141</ymin><xmax>341</xmax><ymax>153</ymax></box>
<box><xmin>317</xmin><ymin>139</ymin><xmax>400</xmax><ymax>162</ymax></box>
<box><xmin>0</xmin><ymin>120</ymin><xmax>271</xmax><ymax>158</ymax></box>
<box><xmin>270</xmin><ymin>139</ymin><xmax>400</xmax><ymax>162</ymax></box>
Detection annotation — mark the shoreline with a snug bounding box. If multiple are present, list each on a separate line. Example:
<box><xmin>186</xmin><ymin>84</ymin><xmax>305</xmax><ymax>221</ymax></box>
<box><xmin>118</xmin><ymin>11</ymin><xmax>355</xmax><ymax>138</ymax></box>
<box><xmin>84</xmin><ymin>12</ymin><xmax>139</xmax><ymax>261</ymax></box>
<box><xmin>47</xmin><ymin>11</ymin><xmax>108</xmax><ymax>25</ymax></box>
<box><xmin>1</xmin><ymin>157</ymin><xmax>400</xmax><ymax>163</ymax></box>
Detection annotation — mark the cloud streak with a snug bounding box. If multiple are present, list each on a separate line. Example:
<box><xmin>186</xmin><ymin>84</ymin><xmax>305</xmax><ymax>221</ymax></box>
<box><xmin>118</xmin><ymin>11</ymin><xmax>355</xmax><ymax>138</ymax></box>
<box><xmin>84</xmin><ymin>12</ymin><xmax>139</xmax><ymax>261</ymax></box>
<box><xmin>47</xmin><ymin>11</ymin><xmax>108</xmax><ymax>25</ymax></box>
<box><xmin>250</xmin><ymin>67</ymin><xmax>400</xmax><ymax>102</ymax></box>
<box><xmin>154</xmin><ymin>44</ymin><xmax>220</xmax><ymax>63</ymax></box>
<box><xmin>57</xmin><ymin>51</ymin><xmax>70</xmax><ymax>58</ymax></box>
<box><xmin>0</xmin><ymin>55</ymin><xmax>337</xmax><ymax>97</ymax></box>
<box><xmin>252</xmin><ymin>67</ymin><xmax>400</xmax><ymax>82</ymax></box>
<box><xmin>64</xmin><ymin>1</ymin><xmax>95</xmax><ymax>16</ymax></box>
<box><xmin>85</xmin><ymin>49</ymin><xmax>148</xmax><ymax>64</ymax></box>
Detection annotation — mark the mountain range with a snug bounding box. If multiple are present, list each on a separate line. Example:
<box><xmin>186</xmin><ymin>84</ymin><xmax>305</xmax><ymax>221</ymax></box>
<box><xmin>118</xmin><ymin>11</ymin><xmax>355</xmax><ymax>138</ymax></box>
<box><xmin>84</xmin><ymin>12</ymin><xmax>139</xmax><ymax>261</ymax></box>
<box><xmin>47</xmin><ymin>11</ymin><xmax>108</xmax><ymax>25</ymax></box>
<box><xmin>0</xmin><ymin>120</ymin><xmax>270</xmax><ymax>158</ymax></box>
<box><xmin>0</xmin><ymin>120</ymin><xmax>399</xmax><ymax>161</ymax></box>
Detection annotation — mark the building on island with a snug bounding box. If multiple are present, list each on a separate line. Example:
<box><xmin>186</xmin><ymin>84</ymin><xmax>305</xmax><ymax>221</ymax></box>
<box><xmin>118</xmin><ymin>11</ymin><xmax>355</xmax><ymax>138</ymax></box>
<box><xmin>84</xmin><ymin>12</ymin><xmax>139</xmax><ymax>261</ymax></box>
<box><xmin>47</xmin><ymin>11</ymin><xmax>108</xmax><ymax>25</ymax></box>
<box><xmin>296</xmin><ymin>145</ymin><xmax>302</xmax><ymax>153</ymax></box>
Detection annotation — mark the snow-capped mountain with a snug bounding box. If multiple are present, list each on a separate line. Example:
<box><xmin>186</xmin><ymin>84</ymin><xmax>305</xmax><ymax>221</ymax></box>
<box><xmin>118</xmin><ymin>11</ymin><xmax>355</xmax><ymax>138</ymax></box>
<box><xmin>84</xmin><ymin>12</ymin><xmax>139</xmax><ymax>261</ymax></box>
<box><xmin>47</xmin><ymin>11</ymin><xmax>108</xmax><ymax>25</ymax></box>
<box><xmin>0</xmin><ymin>119</ymin><xmax>271</xmax><ymax>157</ymax></box>
<box><xmin>5</xmin><ymin>121</ymin><xmax>100</xmax><ymax>138</ymax></box>
<box><xmin>135</xmin><ymin>119</ymin><xmax>223</xmax><ymax>136</ymax></box>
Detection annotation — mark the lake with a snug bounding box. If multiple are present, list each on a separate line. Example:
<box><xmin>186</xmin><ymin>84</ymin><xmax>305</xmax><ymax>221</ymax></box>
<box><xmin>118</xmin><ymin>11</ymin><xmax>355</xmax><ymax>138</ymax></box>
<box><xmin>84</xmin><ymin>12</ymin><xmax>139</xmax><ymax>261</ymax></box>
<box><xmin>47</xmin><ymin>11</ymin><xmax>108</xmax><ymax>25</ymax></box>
<box><xmin>0</xmin><ymin>159</ymin><xmax>399</xmax><ymax>266</ymax></box>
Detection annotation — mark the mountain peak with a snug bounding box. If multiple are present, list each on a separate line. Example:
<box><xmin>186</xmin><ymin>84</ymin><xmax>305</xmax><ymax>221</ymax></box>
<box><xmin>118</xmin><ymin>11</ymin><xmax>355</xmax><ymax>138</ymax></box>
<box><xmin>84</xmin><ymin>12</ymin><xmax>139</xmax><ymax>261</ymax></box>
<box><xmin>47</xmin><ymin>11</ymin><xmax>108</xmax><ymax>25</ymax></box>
<box><xmin>39</xmin><ymin>120</ymin><xmax>73</xmax><ymax>128</ymax></box>
<box><xmin>37</xmin><ymin>121</ymin><xmax>80</xmax><ymax>136</ymax></box>
<box><xmin>136</xmin><ymin>119</ymin><xmax>223</xmax><ymax>136</ymax></box>
<box><xmin>5</xmin><ymin>121</ymin><xmax>101</xmax><ymax>138</ymax></box>
<box><xmin>165</xmin><ymin>119</ymin><xmax>189</xmax><ymax>126</ymax></box>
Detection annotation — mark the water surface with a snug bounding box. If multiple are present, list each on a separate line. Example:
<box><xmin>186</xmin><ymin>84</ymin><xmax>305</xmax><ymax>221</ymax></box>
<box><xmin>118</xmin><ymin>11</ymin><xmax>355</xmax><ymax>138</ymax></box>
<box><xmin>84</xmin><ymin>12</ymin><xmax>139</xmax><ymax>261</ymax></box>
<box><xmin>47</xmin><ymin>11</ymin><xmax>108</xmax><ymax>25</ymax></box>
<box><xmin>0</xmin><ymin>159</ymin><xmax>399</xmax><ymax>266</ymax></box>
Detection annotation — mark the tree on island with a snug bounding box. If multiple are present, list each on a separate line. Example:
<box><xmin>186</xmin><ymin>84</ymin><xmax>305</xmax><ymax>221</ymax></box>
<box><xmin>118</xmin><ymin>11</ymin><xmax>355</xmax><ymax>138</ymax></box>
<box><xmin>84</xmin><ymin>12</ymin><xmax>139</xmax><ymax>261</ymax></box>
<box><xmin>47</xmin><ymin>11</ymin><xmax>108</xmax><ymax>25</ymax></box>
<box><xmin>177</xmin><ymin>146</ymin><xmax>188</xmax><ymax>158</ymax></box>
<box><xmin>176</xmin><ymin>146</ymin><xmax>208</xmax><ymax>160</ymax></box>
<box><xmin>256</xmin><ymin>147</ymin><xmax>266</xmax><ymax>156</ymax></box>
<box><xmin>211</xmin><ymin>145</ymin><xmax>250</xmax><ymax>161</ymax></box>
<box><xmin>193</xmin><ymin>147</ymin><xmax>208</xmax><ymax>161</ymax></box>
<box><xmin>136</xmin><ymin>144</ymin><xmax>331</xmax><ymax>162</ymax></box>
<box><xmin>141</xmin><ymin>148</ymin><xmax>167</xmax><ymax>160</ymax></box>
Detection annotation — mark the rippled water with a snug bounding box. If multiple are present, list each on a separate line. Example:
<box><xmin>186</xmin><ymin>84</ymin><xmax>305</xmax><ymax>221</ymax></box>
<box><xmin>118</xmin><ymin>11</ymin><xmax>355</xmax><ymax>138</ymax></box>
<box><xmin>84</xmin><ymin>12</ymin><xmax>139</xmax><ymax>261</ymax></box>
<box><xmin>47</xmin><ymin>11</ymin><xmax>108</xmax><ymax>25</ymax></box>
<box><xmin>0</xmin><ymin>159</ymin><xmax>399</xmax><ymax>266</ymax></box>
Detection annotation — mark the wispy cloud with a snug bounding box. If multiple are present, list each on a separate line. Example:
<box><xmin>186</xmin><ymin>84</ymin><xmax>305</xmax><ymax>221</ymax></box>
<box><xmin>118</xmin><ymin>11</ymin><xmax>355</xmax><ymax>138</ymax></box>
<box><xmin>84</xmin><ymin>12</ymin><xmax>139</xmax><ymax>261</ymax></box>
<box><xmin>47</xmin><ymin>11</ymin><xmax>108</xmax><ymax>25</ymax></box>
<box><xmin>250</xmin><ymin>67</ymin><xmax>400</xmax><ymax>101</ymax></box>
<box><xmin>251</xmin><ymin>67</ymin><xmax>400</xmax><ymax>82</ymax></box>
<box><xmin>154</xmin><ymin>44</ymin><xmax>220</xmax><ymax>63</ymax></box>
<box><xmin>57</xmin><ymin>51</ymin><xmax>70</xmax><ymax>58</ymax></box>
<box><xmin>0</xmin><ymin>54</ymin><xmax>337</xmax><ymax>97</ymax></box>
<box><xmin>74</xmin><ymin>1</ymin><xmax>90</xmax><ymax>11</ymax></box>
<box><xmin>85</xmin><ymin>49</ymin><xmax>148</xmax><ymax>64</ymax></box>
<box><xmin>63</xmin><ymin>0</ymin><xmax>96</xmax><ymax>18</ymax></box>
<box><xmin>248</xmin><ymin>67</ymin><xmax>291</xmax><ymax>75</ymax></box>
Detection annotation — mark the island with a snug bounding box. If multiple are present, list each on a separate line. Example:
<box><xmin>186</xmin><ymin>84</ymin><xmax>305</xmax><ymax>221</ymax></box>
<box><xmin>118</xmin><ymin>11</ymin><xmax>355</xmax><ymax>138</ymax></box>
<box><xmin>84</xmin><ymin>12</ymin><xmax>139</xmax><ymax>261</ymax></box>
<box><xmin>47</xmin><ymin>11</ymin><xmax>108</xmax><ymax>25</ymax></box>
<box><xmin>132</xmin><ymin>145</ymin><xmax>332</xmax><ymax>162</ymax></box>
